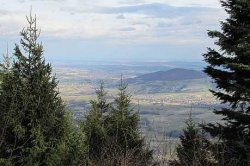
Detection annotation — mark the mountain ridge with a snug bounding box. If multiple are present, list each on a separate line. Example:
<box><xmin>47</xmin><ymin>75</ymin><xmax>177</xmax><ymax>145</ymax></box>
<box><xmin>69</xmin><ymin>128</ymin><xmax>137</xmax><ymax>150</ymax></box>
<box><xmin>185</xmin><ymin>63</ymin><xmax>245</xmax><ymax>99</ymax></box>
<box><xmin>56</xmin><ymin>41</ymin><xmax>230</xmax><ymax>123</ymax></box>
<box><xmin>127</xmin><ymin>68</ymin><xmax>207</xmax><ymax>83</ymax></box>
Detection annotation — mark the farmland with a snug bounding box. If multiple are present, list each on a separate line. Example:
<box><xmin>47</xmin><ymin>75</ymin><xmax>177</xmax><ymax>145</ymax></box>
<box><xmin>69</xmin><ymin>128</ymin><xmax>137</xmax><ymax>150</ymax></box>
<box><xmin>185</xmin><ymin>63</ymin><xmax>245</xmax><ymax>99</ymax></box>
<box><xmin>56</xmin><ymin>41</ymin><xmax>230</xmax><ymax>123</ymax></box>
<box><xmin>54</xmin><ymin>62</ymin><xmax>221</xmax><ymax>134</ymax></box>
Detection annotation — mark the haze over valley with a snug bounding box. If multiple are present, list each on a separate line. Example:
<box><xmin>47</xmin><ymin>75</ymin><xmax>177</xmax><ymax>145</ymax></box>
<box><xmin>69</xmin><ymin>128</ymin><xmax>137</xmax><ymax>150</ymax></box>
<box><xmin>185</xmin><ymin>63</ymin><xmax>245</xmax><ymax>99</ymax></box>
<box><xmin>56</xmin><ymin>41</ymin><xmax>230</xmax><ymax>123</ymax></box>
<box><xmin>54</xmin><ymin>61</ymin><xmax>221</xmax><ymax>142</ymax></box>
<box><xmin>2</xmin><ymin>0</ymin><xmax>247</xmax><ymax>164</ymax></box>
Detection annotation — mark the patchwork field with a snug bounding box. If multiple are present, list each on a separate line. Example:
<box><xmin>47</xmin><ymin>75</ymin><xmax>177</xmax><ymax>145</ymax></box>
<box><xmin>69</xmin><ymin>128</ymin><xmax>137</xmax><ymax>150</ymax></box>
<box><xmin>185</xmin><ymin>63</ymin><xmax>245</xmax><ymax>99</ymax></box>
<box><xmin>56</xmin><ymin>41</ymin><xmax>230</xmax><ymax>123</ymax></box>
<box><xmin>53</xmin><ymin>62</ymin><xmax>222</xmax><ymax>155</ymax></box>
<box><xmin>55</xmin><ymin>64</ymin><xmax>220</xmax><ymax>122</ymax></box>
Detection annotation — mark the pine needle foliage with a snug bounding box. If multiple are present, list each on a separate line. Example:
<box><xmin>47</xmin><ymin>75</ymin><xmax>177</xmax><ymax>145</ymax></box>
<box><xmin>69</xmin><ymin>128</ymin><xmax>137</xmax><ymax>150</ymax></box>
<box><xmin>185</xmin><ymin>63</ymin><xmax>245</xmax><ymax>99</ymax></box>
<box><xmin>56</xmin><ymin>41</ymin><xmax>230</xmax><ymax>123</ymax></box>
<box><xmin>83</xmin><ymin>81</ymin><xmax>110</xmax><ymax>162</ymax></box>
<box><xmin>106</xmin><ymin>76</ymin><xmax>155</xmax><ymax>166</ymax></box>
<box><xmin>0</xmin><ymin>13</ymin><xmax>69</xmax><ymax>165</ymax></box>
<box><xmin>202</xmin><ymin>0</ymin><xmax>250</xmax><ymax>165</ymax></box>
<box><xmin>171</xmin><ymin>117</ymin><xmax>215</xmax><ymax>166</ymax></box>
<box><xmin>84</xmin><ymin>79</ymin><xmax>155</xmax><ymax>165</ymax></box>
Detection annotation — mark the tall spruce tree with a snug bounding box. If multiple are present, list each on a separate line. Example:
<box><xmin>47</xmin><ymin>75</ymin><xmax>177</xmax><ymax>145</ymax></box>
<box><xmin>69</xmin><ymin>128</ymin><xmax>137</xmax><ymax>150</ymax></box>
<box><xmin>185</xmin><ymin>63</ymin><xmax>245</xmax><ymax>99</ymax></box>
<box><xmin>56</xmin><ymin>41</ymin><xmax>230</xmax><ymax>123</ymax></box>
<box><xmin>0</xmin><ymin>14</ymin><xmax>69</xmax><ymax>165</ymax></box>
<box><xmin>62</xmin><ymin>113</ymin><xmax>87</xmax><ymax>166</ymax></box>
<box><xmin>171</xmin><ymin>117</ymin><xmax>215</xmax><ymax>166</ymax></box>
<box><xmin>83</xmin><ymin>82</ymin><xmax>110</xmax><ymax>163</ymax></box>
<box><xmin>106</xmin><ymin>76</ymin><xmax>154</xmax><ymax>165</ymax></box>
<box><xmin>203</xmin><ymin>0</ymin><xmax>250</xmax><ymax>165</ymax></box>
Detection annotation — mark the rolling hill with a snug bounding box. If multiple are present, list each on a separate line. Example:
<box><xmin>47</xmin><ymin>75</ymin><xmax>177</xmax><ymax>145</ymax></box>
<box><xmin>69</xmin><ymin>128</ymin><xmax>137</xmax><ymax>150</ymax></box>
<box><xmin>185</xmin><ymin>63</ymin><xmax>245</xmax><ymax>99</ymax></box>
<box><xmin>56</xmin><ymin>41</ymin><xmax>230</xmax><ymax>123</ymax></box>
<box><xmin>127</xmin><ymin>68</ymin><xmax>207</xmax><ymax>83</ymax></box>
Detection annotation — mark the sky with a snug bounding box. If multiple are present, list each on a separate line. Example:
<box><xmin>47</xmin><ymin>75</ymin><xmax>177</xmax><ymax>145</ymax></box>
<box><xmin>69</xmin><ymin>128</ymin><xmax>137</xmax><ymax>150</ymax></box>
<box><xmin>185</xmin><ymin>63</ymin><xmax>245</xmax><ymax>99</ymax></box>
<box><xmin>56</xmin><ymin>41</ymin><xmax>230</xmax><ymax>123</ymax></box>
<box><xmin>0</xmin><ymin>0</ymin><xmax>227</xmax><ymax>62</ymax></box>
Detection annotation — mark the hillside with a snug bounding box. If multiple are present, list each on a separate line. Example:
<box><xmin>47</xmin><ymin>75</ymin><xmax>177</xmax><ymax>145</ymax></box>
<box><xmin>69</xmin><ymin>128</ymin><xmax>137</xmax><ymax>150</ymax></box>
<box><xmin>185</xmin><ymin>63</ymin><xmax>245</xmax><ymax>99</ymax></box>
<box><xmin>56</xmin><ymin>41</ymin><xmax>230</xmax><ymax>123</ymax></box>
<box><xmin>128</xmin><ymin>68</ymin><xmax>207</xmax><ymax>83</ymax></box>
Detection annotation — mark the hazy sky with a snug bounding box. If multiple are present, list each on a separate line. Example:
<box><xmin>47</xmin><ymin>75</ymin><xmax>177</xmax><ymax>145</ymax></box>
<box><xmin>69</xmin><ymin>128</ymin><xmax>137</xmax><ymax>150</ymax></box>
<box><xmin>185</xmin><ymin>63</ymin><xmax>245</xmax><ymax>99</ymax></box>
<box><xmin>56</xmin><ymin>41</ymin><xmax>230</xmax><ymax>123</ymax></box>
<box><xmin>0</xmin><ymin>0</ymin><xmax>227</xmax><ymax>62</ymax></box>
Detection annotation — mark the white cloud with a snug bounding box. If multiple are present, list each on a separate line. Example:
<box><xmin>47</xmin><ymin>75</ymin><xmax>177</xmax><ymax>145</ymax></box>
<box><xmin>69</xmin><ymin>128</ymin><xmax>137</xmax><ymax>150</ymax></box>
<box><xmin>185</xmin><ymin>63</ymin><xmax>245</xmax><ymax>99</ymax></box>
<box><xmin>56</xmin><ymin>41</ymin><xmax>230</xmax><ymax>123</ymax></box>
<box><xmin>0</xmin><ymin>0</ymin><xmax>226</xmax><ymax>45</ymax></box>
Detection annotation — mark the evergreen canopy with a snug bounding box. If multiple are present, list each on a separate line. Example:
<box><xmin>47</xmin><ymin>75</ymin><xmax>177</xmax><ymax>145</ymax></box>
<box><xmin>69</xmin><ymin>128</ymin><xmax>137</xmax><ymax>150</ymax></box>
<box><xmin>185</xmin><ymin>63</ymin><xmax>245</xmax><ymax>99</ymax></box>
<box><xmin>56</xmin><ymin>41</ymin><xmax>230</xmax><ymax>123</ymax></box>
<box><xmin>0</xmin><ymin>14</ymin><xmax>68</xmax><ymax>165</ymax></box>
<box><xmin>203</xmin><ymin>0</ymin><xmax>250</xmax><ymax>165</ymax></box>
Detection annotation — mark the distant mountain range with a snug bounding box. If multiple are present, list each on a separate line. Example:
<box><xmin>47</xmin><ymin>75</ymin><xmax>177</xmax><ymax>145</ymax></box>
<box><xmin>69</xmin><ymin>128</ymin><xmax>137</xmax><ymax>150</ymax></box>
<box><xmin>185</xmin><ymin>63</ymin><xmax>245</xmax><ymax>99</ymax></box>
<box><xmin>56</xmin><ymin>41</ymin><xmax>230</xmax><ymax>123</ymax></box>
<box><xmin>128</xmin><ymin>68</ymin><xmax>207</xmax><ymax>83</ymax></box>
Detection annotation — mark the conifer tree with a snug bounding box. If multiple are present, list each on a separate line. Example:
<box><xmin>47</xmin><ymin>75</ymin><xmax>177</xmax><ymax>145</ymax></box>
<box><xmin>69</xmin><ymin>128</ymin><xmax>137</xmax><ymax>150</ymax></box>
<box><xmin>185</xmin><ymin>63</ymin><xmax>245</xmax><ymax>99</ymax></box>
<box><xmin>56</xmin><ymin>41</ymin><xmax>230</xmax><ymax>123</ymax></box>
<box><xmin>202</xmin><ymin>0</ymin><xmax>250</xmax><ymax>165</ymax></box>
<box><xmin>171</xmin><ymin>117</ymin><xmax>215</xmax><ymax>166</ymax></box>
<box><xmin>106</xmin><ymin>76</ymin><xmax>154</xmax><ymax>165</ymax></box>
<box><xmin>83</xmin><ymin>82</ymin><xmax>110</xmax><ymax>162</ymax></box>
<box><xmin>62</xmin><ymin>113</ymin><xmax>87</xmax><ymax>166</ymax></box>
<box><xmin>0</xmin><ymin>13</ymin><xmax>69</xmax><ymax>165</ymax></box>
<box><xmin>94</xmin><ymin>81</ymin><xmax>110</xmax><ymax>117</ymax></box>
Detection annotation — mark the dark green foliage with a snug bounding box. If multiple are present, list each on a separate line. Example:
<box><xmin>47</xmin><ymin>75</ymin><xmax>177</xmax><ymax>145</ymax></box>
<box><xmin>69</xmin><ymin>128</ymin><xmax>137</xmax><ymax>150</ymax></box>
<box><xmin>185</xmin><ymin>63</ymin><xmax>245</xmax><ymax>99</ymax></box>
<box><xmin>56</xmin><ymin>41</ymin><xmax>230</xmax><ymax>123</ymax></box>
<box><xmin>83</xmin><ymin>81</ymin><xmax>110</xmax><ymax>162</ymax></box>
<box><xmin>171</xmin><ymin>118</ymin><xmax>215</xmax><ymax>166</ymax></box>
<box><xmin>84</xmin><ymin>79</ymin><xmax>154</xmax><ymax>165</ymax></box>
<box><xmin>203</xmin><ymin>0</ymin><xmax>250</xmax><ymax>165</ymax></box>
<box><xmin>0</xmin><ymin>63</ymin><xmax>3</xmax><ymax>82</ymax></box>
<box><xmin>105</xmin><ymin>77</ymin><xmax>154</xmax><ymax>165</ymax></box>
<box><xmin>95</xmin><ymin>81</ymin><xmax>110</xmax><ymax>115</ymax></box>
<box><xmin>0</xmin><ymin>14</ymin><xmax>70</xmax><ymax>165</ymax></box>
<box><xmin>62</xmin><ymin>113</ymin><xmax>87</xmax><ymax>166</ymax></box>
<box><xmin>0</xmin><ymin>72</ymin><xmax>3</xmax><ymax>83</ymax></box>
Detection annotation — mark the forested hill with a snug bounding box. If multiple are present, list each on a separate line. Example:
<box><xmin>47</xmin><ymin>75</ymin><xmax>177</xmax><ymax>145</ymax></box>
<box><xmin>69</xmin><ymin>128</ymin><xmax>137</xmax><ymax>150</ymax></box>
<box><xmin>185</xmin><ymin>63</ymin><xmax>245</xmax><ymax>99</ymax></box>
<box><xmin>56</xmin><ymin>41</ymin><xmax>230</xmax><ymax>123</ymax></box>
<box><xmin>128</xmin><ymin>68</ymin><xmax>207</xmax><ymax>83</ymax></box>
